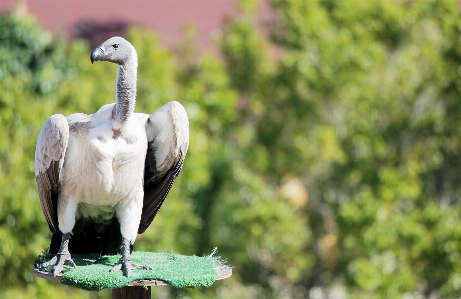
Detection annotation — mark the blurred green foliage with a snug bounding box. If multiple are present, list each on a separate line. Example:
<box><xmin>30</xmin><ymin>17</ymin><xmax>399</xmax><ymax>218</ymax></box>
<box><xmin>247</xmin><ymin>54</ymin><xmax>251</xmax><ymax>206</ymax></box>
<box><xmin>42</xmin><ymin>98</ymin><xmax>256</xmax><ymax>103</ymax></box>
<box><xmin>0</xmin><ymin>0</ymin><xmax>461</xmax><ymax>298</ymax></box>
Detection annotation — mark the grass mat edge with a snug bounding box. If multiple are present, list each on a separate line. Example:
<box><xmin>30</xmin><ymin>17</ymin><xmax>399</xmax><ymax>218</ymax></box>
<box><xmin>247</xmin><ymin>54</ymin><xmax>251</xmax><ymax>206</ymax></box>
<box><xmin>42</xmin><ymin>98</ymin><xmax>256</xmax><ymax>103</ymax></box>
<box><xmin>35</xmin><ymin>249</ymin><xmax>228</xmax><ymax>291</ymax></box>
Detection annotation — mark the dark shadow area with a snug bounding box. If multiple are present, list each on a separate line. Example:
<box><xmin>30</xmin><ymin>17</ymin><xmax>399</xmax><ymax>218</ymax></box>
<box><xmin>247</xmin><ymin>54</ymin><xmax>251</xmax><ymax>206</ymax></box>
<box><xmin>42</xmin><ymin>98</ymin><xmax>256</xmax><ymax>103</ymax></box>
<box><xmin>72</xmin><ymin>19</ymin><xmax>129</xmax><ymax>48</ymax></box>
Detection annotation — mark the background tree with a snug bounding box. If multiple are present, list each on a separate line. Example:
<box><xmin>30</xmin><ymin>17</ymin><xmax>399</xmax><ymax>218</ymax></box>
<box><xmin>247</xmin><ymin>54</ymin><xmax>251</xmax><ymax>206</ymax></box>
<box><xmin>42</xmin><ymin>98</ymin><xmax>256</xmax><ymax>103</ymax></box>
<box><xmin>264</xmin><ymin>0</ymin><xmax>461</xmax><ymax>297</ymax></box>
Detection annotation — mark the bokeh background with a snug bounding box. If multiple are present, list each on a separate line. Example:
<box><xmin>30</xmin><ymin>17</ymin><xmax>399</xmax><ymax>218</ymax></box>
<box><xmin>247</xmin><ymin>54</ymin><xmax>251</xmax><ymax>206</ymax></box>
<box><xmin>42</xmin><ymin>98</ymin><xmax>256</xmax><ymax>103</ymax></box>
<box><xmin>1</xmin><ymin>0</ymin><xmax>461</xmax><ymax>298</ymax></box>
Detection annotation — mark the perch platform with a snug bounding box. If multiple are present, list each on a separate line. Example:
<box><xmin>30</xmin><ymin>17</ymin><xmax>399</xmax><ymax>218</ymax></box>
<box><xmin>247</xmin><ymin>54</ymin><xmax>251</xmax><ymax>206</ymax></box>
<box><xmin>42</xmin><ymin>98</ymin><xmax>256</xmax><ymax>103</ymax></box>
<box><xmin>33</xmin><ymin>251</ymin><xmax>232</xmax><ymax>299</ymax></box>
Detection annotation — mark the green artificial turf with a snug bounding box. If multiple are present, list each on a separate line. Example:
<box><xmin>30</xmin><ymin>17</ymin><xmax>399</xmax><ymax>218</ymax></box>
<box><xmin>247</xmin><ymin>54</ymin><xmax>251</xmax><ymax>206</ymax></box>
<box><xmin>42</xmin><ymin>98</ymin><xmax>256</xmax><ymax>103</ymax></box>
<box><xmin>36</xmin><ymin>249</ymin><xmax>227</xmax><ymax>291</ymax></box>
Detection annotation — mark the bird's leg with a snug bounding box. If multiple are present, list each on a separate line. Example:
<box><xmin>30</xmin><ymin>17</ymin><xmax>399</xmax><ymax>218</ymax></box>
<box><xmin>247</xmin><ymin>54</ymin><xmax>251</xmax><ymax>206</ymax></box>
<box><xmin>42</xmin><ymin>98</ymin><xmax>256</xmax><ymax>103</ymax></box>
<box><xmin>110</xmin><ymin>237</ymin><xmax>152</xmax><ymax>277</ymax></box>
<box><xmin>41</xmin><ymin>233</ymin><xmax>76</xmax><ymax>276</ymax></box>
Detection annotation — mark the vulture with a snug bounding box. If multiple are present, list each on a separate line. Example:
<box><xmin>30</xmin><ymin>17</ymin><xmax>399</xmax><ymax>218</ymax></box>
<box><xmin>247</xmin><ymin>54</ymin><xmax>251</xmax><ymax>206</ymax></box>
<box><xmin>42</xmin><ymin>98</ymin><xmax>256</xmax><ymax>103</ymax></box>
<box><xmin>35</xmin><ymin>36</ymin><xmax>189</xmax><ymax>277</ymax></box>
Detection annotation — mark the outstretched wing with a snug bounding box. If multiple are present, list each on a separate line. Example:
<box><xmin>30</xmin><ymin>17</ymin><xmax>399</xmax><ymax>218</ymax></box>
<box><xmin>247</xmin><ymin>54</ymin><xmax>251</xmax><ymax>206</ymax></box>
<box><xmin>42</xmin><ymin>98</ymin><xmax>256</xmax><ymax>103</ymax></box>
<box><xmin>137</xmin><ymin>101</ymin><xmax>189</xmax><ymax>234</ymax></box>
<box><xmin>35</xmin><ymin>114</ymin><xmax>69</xmax><ymax>233</ymax></box>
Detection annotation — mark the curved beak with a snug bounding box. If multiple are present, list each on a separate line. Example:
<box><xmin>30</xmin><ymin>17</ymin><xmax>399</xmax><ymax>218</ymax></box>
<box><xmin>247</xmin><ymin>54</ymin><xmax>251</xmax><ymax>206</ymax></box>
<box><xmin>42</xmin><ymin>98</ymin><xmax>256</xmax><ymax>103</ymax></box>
<box><xmin>90</xmin><ymin>47</ymin><xmax>104</xmax><ymax>64</ymax></box>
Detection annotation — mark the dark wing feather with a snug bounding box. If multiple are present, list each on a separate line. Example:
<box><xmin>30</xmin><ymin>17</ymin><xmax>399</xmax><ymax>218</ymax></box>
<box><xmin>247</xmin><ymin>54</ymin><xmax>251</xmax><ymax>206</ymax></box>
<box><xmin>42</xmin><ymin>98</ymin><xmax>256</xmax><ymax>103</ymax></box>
<box><xmin>138</xmin><ymin>145</ymin><xmax>186</xmax><ymax>233</ymax></box>
<box><xmin>35</xmin><ymin>114</ymin><xmax>69</xmax><ymax>233</ymax></box>
<box><xmin>137</xmin><ymin>101</ymin><xmax>189</xmax><ymax>234</ymax></box>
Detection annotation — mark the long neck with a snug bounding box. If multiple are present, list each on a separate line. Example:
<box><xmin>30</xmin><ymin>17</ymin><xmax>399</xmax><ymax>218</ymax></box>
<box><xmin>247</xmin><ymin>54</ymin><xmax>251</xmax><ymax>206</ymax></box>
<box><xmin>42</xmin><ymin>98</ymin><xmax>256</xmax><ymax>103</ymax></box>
<box><xmin>113</xmin><ymin>60</ymin><xmax>137</xmax><ymax>130</ymax></box>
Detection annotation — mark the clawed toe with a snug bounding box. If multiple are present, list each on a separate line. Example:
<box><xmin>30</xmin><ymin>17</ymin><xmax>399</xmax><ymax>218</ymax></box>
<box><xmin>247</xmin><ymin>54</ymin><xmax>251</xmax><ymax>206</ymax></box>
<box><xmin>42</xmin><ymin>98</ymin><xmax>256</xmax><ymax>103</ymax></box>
<box><xmin>111</xmin><ymin>259</ymin><xmax>151</xmax><ymax>277</ymax></box>
<box><xmin>111</xmin><ymin>237</ymin><xmax>152</xmax><ymax>277</ymax></box>
<box><xmin>40</xmin><ymin>253</ymin><xmax>76</xmax><ymax>276</ymax></box>
<box><xmin>41</xmin><ymin>256</ymin><xmax>58</xmax><ymax>268</ymax></box>
<box><xmin>111</xmin><ymin>263</ymin><xmax>123</xmax><ymax>272</ymax></box>
<box><xmin>38</xmin><ymin>233</ymin><xmax>75</xmax><ymax>276</ymax></box>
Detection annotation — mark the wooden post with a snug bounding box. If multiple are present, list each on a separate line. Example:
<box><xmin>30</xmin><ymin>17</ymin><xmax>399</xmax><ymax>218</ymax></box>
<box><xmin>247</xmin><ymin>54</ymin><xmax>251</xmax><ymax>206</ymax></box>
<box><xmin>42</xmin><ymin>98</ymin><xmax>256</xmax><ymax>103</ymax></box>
<box><xmin>112</xmin><ymin>286</ymin><xmax>151</xmax><ymax>299</ymax></box>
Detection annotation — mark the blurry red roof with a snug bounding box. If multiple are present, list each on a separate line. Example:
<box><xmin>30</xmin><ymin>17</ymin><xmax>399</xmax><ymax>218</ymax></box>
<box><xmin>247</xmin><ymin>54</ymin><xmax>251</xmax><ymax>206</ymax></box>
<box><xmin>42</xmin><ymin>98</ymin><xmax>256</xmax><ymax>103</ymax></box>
<box><xmin>0</xmin><ymin>0</ymin><xmax>275</xmax><ymax>51</ymax></box>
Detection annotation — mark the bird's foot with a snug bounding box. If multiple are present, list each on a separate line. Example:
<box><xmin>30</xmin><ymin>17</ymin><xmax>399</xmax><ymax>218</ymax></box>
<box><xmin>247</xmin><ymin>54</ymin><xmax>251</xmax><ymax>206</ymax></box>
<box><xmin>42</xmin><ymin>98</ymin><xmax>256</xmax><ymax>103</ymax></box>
<box><xmin>110</xmin><ymin>258</ymin><xmax>152</xmax><ymax>277</ymax></box>
<box><xmin>41</xmin><ymin>252</ymin><xmax>76</xmax><ymax>277</ymax></box>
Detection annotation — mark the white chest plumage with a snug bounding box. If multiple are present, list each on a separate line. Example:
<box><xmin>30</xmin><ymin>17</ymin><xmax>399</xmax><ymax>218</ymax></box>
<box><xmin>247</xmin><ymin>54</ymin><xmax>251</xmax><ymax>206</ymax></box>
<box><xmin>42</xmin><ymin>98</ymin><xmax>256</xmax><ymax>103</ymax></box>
<box><xmin>62</xmin><ymin>104</ymin><xmax>147</xmax><ymax>210</ymax></box>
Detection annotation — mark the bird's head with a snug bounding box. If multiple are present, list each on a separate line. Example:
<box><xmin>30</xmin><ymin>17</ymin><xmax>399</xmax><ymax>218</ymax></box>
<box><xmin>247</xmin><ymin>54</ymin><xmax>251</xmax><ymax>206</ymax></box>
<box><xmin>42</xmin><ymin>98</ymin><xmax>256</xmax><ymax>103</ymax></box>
<box><xmin>90</xmin><ymin>36</ymin><xmax>137</xmax><ymax>65</ymax></box>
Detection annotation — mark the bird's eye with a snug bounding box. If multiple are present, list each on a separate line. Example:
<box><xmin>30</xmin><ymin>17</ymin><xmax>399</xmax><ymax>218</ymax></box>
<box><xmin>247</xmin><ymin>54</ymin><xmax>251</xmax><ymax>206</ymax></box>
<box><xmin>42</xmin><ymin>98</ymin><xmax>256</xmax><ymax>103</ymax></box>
<box><xmin>113</xmin><ymin>44</ymin><xmax>119</xmax><ymax>50</ymax></box>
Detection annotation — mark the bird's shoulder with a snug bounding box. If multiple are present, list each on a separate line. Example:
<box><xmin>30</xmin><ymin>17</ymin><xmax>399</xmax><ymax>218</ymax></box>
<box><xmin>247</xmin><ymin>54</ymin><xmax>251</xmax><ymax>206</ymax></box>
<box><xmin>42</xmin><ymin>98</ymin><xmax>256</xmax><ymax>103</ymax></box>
<box><xmin>90</xmin><ymin>103</ymin><xmax>116</xmax><ymax>128</ymax></box>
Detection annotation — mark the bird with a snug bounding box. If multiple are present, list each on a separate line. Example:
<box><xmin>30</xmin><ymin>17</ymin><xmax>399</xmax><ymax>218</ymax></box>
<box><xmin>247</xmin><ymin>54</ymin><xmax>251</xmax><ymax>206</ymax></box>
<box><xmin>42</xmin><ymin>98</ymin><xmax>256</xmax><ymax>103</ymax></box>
<box><xmin>35</xmin><ymin>36</ymin><xmax>189</xmax><ymax>277</ymax></box>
